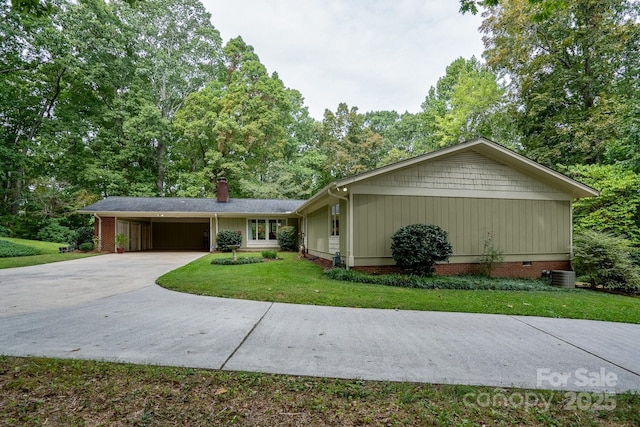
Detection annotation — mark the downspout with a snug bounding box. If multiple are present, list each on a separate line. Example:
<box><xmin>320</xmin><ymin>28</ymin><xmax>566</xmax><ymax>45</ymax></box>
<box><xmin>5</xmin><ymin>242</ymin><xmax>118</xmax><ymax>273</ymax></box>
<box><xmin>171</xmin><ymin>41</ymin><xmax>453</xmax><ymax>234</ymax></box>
<box><xmin>569</xmin><ymin>200</ymin><xmax>574</xmax><ymax>266</ymax></box>
<box><xmin>209</xmin><ymin>216</ymin><xmax>213</xmax><ymax>252</ymax></box>
<box><xmin>295</xmin><ymin>210</ymin><xmax>308</xmax><ymax>254</ymax></box>
<box><xmin>114</xmin><ymin>216</ymin><xmax>118</xmax><ymax>253</ymax></box>
<box><xmin>94</xmin><ymin>213</ymin><xmax>102</xmax><ymax>251</ymax></box>
<box><xmin>327</xmin><ymin>188</ymin><xmax>352</xmax><ymax>269</ymax></box>
<box><xmin>214</xmin><ymin>213</ymin><xmax>219</xmax><ymax>250</ymax></box>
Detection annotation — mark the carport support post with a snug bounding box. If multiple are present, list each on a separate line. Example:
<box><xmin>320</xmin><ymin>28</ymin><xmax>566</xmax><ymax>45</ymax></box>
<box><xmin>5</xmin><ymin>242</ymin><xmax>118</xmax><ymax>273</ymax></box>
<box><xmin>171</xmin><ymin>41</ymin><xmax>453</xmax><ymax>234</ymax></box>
<box><xmin>209</xmin><ymin>216</ymin><xmax>214</xmax><ymax>252</ymax></box>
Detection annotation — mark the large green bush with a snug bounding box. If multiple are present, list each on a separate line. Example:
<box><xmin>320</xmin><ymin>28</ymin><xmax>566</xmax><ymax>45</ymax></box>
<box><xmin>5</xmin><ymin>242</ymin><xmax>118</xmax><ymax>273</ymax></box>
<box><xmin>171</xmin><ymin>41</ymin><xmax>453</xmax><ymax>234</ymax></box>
<box><xmin>216</xmin><ymin>230</ymin><xmax>242</xmax><ymax>252</ymax></box>
<box><xmin>390</xmin><ymin>224</ymin><xmax>453</xmax><ymax>275</ymax></box>
<box><xmin>276</xmin><ymin>226</ymin><xmax>297</xmax><ymax>251</ymax></box>
<box><xmin>573</xmin><ymin>230</ymin><xmax>640</xmax><ymax>294</ymax></box>
<box><xmin>0</xmin><ymin>224</ymin><xmax>11</xmax><ymax>237</ymax></box>
<box><xmin>570</xmin><ymin>164</ymin><xmax>640</xmax><ymax>246</ymax></box>
<box><xmin>36</xmin><ymin>219</ymin><xmax>74</xmax><ymax>243</ymax></box>
<box><xmin>74</xmin><ymin>226</ymin><xmax>95</xmax><ymax>247</ymax></box>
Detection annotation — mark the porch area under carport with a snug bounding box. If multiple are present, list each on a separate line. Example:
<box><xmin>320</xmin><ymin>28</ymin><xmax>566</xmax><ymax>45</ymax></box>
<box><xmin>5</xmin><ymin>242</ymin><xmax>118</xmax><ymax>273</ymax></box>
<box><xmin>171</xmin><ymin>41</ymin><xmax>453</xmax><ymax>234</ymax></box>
<box><xmin>95</xmin><ymin>214</ymin><xmax>300</xmax><ymax>253</ymax></box>
<box><xmin>97</xmin><ymin>216</ymin><xmax>211</xmax><ymax>252</ymax></box>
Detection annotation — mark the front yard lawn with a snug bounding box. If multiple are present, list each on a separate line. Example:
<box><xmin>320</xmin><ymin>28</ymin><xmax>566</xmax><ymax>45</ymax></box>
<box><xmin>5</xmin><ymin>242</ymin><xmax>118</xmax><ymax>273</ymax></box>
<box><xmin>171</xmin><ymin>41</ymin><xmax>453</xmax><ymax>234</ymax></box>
<box><xmin>157</xmin><ymin>252</ymin><xmax>640</xmax><ymax>324</ymax></box>
<box><xmin>0</xmin><ymin>237</ymin><xmax>98</xmax><ymax>269</ymax></box>
<box><xmin>3</xmin><ymin>356</ymin><xmax>638</xmax><ymax>426</ymax></box>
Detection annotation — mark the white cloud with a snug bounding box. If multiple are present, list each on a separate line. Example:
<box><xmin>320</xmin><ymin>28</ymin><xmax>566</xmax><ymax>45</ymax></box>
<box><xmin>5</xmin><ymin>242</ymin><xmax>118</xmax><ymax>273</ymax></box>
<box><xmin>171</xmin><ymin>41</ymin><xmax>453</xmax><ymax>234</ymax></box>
<box><xmin>201</xmin><ymin>0</ymin><xmax>485</xmax><ymax>119</ymax></box>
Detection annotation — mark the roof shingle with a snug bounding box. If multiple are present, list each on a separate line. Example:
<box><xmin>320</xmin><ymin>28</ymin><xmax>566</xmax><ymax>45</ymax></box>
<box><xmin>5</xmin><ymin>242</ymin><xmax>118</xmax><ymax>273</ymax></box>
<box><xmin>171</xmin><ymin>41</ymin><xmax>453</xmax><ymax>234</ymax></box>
<box><xmin>79</xmin><ymin>196</ymin><xmax>305</xmax><ymax>215</ymax></box>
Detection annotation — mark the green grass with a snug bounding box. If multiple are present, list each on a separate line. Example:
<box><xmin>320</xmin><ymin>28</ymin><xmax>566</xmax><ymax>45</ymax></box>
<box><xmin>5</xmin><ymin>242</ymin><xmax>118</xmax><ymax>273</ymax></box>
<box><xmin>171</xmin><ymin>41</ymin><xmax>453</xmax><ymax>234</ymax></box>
<box><xmin>1</xmin><ymin>356</ymin><xmax>638</xmax><ymax>426</ymax></box>
<box><xmin>157</xmin><ymin>252</ymin><xmax>640</xmax><ymax>324</ymax></box>
<box><xmin>0</xmin><ymin>237</ymin><xmax>98</xmax><ymax>269</ymax></box>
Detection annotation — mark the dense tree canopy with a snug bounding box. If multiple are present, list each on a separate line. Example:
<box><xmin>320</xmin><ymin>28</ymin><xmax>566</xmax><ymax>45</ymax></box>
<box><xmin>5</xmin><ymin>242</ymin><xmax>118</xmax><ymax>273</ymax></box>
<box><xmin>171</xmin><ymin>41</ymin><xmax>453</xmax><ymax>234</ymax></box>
<box><xmin>2</xmin><ymin>0</ymin><xmax>640</xmax><ymax>248</ymax></box>
<box><xmin>481</xmin><ymin>0</ymin><xmax>640</xmax><ymax>166</ymax></box>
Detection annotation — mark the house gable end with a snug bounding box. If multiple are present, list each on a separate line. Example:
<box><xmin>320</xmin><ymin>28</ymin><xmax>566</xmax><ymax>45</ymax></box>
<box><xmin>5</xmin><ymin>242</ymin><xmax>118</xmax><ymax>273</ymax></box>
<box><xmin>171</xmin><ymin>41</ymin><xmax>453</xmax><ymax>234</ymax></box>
<box><xmin>351</xmin><ymin>148</ymin><xmax>570</xmax><ymax>200</ymax></box>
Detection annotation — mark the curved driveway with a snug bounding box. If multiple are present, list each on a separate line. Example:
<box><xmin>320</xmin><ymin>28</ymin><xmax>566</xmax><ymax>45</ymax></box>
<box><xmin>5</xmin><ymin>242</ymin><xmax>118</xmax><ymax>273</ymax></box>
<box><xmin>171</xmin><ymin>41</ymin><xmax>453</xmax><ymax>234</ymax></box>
<box><xmin>0</xmin><ymin>253</ymin><xmax>639</xmax><ymax>393</ymax></box>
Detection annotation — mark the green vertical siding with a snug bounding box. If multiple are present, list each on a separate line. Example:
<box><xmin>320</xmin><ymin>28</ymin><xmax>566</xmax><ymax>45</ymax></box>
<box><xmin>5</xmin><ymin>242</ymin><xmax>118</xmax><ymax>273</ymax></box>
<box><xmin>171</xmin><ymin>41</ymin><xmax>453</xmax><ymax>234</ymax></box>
<box><xmin>353</xmin><ymin>195</ymin><xmax>570</xmax><ymax>258</ymax></box>
<box><xmin>307</xmin><ymin>206</ymin><xmax>329</xmax><ymax>254</ymax></box>
<box><xmin>218</xmin><ymin>218</ymin><xmax>245</xmax><ymax>233</ymax></box>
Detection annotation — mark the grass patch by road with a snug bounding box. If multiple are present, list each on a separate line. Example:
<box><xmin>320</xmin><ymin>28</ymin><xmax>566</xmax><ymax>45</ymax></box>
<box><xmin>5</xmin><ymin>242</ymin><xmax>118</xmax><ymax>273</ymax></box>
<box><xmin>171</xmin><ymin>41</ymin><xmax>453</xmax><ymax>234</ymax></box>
<box><xmin>1</xmin><ymin>356</ymin><xmax>638</xmax><ymax>426</ymax></box>
<box><xmin>157</xmin><ymin>252</ymin><xmax>640</xmax><ymax>324</ymax></box>
<box><xmin>0</xmin><ymin>237</ymin><xmax>98</xmax><ymax>269</ymax></box>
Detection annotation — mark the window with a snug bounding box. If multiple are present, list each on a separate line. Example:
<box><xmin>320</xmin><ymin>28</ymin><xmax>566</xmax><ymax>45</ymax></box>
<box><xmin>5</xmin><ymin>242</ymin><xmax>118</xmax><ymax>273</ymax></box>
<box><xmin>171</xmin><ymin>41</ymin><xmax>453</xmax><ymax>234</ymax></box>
<box><xmin>330</xmin><ymin>204</ymin><xmax>339</xmax><ymax>236</ymax></box>
<box><xmin>248</xmin><ymin>219</ymin><xmax>285</xmax><ymax>241</ymax></box>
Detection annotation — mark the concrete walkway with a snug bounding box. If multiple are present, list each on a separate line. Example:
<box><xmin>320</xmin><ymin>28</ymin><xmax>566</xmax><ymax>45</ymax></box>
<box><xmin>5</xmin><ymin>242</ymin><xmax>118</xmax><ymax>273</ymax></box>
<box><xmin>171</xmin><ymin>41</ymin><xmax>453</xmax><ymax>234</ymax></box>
<box><xmin>0</xmin><ymin>253</ymin><xmax>639</xmax><ymax>393</ymax></box>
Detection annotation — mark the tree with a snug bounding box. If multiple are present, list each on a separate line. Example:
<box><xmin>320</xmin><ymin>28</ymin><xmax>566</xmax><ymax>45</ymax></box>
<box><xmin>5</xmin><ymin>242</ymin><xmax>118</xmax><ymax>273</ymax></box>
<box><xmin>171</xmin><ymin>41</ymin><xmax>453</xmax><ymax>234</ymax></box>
<box><xmin>421</xmin><ymin>57</ymin><xmax>516</xmax><ymax>149</ymax></box>
<box><xmin>481</xmin><ymin>0</ymin><xmax>640</xmax><ymax>166</ymax></box>
<box><xmin>171</xmin><ymin>37</ymin><xmax>302</xmax><ymax>198</ymax></box>
<box><xmin>50</xmin><ymin>0</ymin><xmax>157</xmax><ymax>197</ymax></box>
<box><xmin>121</xmin><ymin>0</ymin><xmax>222</xmax><ymax>194</ymax></box>
<box><xmin>570</xmin><ymin>164</ymin><xmax>640</xmax><ymax>245</ymax></box>
<box><xmin>0</xmin><ymin>1</ymin><xmax>68</xmax><ymax>215</ymax></box>
<box><xmin>364</xmin><ymin>111</ymin><xmax>431</xmax><ymax>166</ymax></box>
<box><xmin>318</xmin><ymin>103</ymin><xmax>382</xmax><ymax>183</ymax></box>
<box><xmin>460</xmin><ymin>0</ymin><xmax>566</xmax><ymax>17</ymax></box>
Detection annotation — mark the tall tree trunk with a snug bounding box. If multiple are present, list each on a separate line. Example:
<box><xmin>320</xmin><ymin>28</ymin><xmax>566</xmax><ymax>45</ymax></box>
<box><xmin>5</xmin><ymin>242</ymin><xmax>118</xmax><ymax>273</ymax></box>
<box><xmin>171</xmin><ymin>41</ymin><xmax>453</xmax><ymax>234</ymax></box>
<box><xmin>156</xmin><ymin>137</ymin><xmax>165</xmax><ymax>196</ymax></box>
<box><xmin>9</xmin><ymin>66</ymin><xmax>66</xmax><ymax>214</ymax></box>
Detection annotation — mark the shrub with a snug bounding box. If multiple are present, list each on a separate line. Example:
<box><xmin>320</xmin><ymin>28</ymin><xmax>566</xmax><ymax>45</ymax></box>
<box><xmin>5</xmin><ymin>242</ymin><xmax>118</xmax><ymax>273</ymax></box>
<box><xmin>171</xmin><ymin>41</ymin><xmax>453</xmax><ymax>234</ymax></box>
<box><xmin>477</xmin><ymin>232</ymin><xmax>504</xmax><ymax>277</ymax></box>
<box><xmin>79</xmin><ymin>242</ymin><xmax>94</xmax><ymax>252</ymax></box>
<box><xmin>36</xmin><ymin>219</ymin><xmax>74</xmax><ymax>243</ymax></box>
<box><xmin>74</xmin><ymin>226</ymin><xmax>95</xmax><ymax>247</ymax></box>
<box><xmin>211</xmin><ymin>257</ymin><xmax>263</xmax><ymax>265</ymax></box>
<box><xmin>390</xmin><ymin>224</ymin><xmax>453</xmax><ymax>275</ymax></box>
<box><xmin>628</xmin><ymin>248</ymin><xmax>640</xmax><ymax>267</ymax></box>
<box><xmin>0</xmin><ymin>240</ymin><xmax>41</xmax><ymax>258</ymax></box>
<box><xmin>216</xmin><ymin>230</ymin><xmax>242</xmax><ymax>252</ymax></box>
<box><xmin>323</xmin><ymin>268</ymin><xmax>558</xmax><ymax>291</ymax></box>
<box><xmin>261</xmin><ymin>250</ymin><xmax>278</xmax><ymax>259</ymax></box>
<box><xmin>573</xmin><ymin>230</ymin><xmax>640</xmax><ymax>294</ymax></box>
<box><xmin>277</xmin><ymin>226</ymin><xmax>297</xmax><ymax>251</ymax></box>
<box><xmin>0</xmin><ymin>224</ymin><xmax>11</xmax><ymax>237</ymax></box>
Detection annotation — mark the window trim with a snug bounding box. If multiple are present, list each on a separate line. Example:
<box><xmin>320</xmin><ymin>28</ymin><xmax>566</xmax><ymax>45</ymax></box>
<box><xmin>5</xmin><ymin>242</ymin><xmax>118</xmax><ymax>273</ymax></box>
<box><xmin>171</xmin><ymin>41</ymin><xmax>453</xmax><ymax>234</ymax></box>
<box><xmin>247</xmin><ymin>218</ymin><xmax>287</xmax><ymax>244</ymax></box>
<box><xmin>330</xmin><ymin>204</ymin><xmax>340</xmax><ymax>237</ymax></box>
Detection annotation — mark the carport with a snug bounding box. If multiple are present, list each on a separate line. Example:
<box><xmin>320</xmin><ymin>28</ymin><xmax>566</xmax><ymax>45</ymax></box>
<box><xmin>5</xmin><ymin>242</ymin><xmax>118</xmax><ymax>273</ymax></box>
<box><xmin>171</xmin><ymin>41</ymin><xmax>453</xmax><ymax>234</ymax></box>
<box><xmin>112</xmin><ymin>216</ymin><xmax>211</xmax><ymax>251</ymax></box>
<box><xmin>79</xmin><ymin>190</ymin><xmax>305</xmax><ymax>253</ymax></box>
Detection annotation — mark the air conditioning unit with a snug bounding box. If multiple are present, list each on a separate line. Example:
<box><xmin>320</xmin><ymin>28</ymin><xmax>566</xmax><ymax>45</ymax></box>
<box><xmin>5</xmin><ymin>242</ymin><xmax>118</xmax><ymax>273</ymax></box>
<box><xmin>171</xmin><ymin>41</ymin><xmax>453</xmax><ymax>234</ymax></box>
<box><xmin>551</xmin><ymin>270</ymin><xmax>575</xmax><ymax>288</ymax></box>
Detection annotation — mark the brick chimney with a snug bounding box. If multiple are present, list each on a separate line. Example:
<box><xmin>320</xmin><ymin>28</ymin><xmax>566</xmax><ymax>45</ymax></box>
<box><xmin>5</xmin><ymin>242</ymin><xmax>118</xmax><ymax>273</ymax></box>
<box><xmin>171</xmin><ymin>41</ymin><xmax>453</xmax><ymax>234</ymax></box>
<box><xmin>216</xmin><ymin>177</ymin><xmax>229</xmax><ymax>202</ymax></box>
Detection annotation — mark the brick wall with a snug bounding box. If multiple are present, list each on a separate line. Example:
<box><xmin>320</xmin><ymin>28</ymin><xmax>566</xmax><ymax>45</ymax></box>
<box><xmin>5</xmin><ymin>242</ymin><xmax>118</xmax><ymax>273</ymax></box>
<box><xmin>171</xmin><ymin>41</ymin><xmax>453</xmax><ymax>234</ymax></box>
<box><xmin>98</xmin><ymin>217</ymin><xmax>115</xmax><ymax>252</ymax></box>
<box><xmin>354</xmin><ymin>260</ymin><xmax>571</xmax><ymax>279</ymax></box>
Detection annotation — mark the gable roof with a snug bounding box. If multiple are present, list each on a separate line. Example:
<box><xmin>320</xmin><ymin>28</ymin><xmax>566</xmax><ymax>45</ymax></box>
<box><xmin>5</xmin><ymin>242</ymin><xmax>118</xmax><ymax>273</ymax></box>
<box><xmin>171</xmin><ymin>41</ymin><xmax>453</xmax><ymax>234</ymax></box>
<box><xmin>298</xmin><ymin>137</ymin><xmax>599</xmax><ymax>212</ymax></box>
<box><xmin>79</xmin><ymin>196</ymin><xmax>305</xmax><ymax>216</ymax></box>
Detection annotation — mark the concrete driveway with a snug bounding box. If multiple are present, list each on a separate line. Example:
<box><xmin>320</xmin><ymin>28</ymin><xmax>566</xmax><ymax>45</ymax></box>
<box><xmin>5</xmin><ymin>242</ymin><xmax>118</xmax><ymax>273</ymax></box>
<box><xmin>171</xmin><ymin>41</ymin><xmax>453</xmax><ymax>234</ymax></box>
<box><xmin>0</xmin><ymin>253</ymin><xmax>639</xmax><ymax>393</ymax></box>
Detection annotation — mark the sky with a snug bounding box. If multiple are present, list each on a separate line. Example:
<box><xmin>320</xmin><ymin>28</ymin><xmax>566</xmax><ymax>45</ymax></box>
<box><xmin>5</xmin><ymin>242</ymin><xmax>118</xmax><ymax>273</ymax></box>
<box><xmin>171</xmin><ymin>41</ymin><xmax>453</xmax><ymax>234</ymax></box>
<box><xmin>200</xmin><ymin>1</ymin><xmax>486</xmax><ymax>119</ymax></box>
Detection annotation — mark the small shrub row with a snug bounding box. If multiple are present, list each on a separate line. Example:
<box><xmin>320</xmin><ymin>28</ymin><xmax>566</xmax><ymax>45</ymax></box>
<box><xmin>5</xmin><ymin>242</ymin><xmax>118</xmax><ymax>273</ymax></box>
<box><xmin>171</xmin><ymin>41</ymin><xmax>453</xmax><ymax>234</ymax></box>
<box><xmin>0</xmin><ymin>240</ymin><xmax>42</xmax><ymax>258</ymax></box>
<box><xmin>211</xmin><ymin>257</ymin><xmax>264</xmax><ymax>266</ymax></box>
<box><xmin>79</xmin><ymin>242</ymin><xmax>94</xmax><ymax>252</ymax></box>
<box><xmin>261</xmin><ymin>250</ymin><xmax>278</xmax><ymax>259</ymax></box>
<box><xmin>323</xmin><ymin>268</ymin><xmax>564</xmax><ymax>291</ymax></box>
